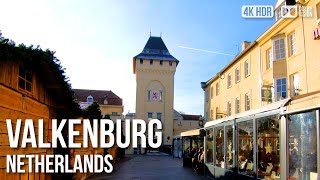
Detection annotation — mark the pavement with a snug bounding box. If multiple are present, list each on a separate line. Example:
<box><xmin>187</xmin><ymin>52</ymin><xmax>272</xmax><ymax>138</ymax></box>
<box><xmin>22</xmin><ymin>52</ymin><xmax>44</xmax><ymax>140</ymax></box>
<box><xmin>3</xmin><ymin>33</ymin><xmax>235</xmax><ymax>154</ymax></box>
<box><xmin>88</xmin><ymin>152</ymin><xmax>206</xmax><ymax>180</ymax></box>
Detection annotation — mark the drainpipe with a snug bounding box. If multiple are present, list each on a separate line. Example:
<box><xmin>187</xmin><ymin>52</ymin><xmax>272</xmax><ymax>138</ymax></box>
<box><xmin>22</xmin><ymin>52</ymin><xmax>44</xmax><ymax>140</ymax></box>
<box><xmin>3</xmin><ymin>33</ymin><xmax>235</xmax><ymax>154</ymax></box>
<box><xmin>259</xmin><ymin>46</ymin><xmax>262</xmax><ymax>107</ymax></box>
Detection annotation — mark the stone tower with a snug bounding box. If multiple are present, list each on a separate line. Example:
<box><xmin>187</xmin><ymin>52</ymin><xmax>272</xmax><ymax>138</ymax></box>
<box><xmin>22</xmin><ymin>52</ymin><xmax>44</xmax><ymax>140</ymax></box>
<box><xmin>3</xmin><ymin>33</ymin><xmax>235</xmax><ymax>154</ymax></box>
<box><xmin>133</xmin><ymin>36</ymin><xmax>179</xmax><ymax>148</ymax></box>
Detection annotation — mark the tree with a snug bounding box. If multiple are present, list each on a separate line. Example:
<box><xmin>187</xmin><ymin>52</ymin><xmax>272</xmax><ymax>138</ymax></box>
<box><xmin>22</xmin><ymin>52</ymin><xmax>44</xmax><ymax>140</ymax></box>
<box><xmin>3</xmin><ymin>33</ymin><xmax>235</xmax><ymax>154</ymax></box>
<box><xmin>83</xmin><ymin>102</ymin><xmax>102</xmax><ymax>120</ymax></box>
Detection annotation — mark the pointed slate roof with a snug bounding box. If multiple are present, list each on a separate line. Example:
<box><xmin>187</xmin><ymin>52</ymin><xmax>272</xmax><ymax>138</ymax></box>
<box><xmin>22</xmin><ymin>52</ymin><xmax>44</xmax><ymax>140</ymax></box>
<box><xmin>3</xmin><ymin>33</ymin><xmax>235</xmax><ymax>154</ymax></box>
<box><xmin>134</xmin><ymin>36</ymin><xmax>179</xmax><ymax>64</ymax></box>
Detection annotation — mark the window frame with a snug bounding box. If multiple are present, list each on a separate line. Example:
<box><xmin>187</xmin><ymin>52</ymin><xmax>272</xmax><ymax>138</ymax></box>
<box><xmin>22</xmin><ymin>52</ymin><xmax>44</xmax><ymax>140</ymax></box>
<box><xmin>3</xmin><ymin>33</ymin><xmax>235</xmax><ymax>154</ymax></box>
<box><xmin>266</xmin><ymin>48</ymin><xmax>273</xmax><ymax>69</ymax></box>
<box><xmin>316</xmin><ymin>2</ymin><xmax>320</xmax><ymax>20</ymax></box>
<box><xmin>210</xmin><ymin>86</ymin><xmax>214</xmax><ymax>99</ymax></box>
<box><xmin>291</xmin><ymin>74</ymin><xmax>299</xmax><ymax>97</ymax></box>
<box><xmin>227</xmin><ymin>101</ymin><xmax>231</xmax><ymax>116</ymax></box>
<box><xmin>288</xmin><ymin>32</ymin><xmax>296</xmax><ymax>57</ymax></box>
<box><xmin>156</xmin><ymin>112</ymin><xmax>162</xmax><ymax>121</ymax></box>
<box><xmin>227</xmin><ymin>73</ymin><xmax>232</xmax><ymax>88</ymax></box>
<box><xmin>18</xmin><ymin>66</ymin><xmax>32</xmax><ymax>93</ymax></box>
<box><xmin>245</xmin><ymin>59</ymin><xmax>250</xmax><ymax>78</ymax></box>
<box><xmin>273</xmin><ymin>37</ymin><xmax>286</xmax><ymax>61</ymax></box>
<box><xmin>275</xmin><ymin>77</ymin><xmax>287</xmax><ymax>101</ymax></box>
<box><xmin>235</xmin><ymin>97</ymin><xmax>240</xmax><ymax>114</ymax></box>
<box><xmin>147</xmin><ymin>90</ymin><xmax>151</xmax><ymax>101</ymax></box>
<box><xmin>205</xmin><ymin>89</ymin><xmax>209</xmax><ymax>102</ymax></box>
<box><xmin>245</xmin><ymin>92</ymin><xmax>251</xmax><ymax>111</ymax></box>
<box><xmin>216</xmin><ymin>82</ymin><xmax>220</xmax><ymax>96</ymax></box>
<box><xmin>235</xmin><ymin>66</ymin><xmax>240</xmax><ymax>83</ymax></box>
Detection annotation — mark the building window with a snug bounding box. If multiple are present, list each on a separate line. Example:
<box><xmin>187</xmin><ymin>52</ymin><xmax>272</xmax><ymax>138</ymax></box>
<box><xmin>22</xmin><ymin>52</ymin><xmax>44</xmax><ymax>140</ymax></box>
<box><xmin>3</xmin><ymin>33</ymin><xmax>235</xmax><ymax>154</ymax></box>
<box><xmin>227</xmin><ymin>101</ymin><xmax>231</xmax><ymax>116</ymax></box>
<box><xmin>206</xmin><ymin>129</ymin><xmax>213</xmax><ymax>164</ymax></box>
<box><xmin>289</xmin><ymin>32</ymin><xmax>296</xmax><ymax>57</ymax></box>
<box><xmin>226</xmin><ymin>125</ymin><xmax>234</xmax><ymax>170</ymax></box>
<box><xmin>237</xmin><ymin>120</ymin><xmax>254</xmax><ymax>176</ymax></box>
<box><xmin>317</xmin><ymin>3</ymin><xmax>320</xmax><ymax>20</ymax></box>
<box><xmin>292</xmin><ymin>74</ymin><xmax>299</xmax><ymax>96</ymax></box>
<box><xmin>156</xmin><ymin>113</ymin><xmax>162</xmax><ymax>121</ymax></box>
<box><xmin>147</xmin><ymin>112</ymin><xmax>153</xmax><ymax>119</ymax></box>
<box><xmin>169</xmin><ymin>62</ymin><xmax>173</xmax><ymax>66</ymax></box>
<box><xmin>111</xmin><ymin>112</ymin><xmax>118</xmax><ymax>116</ymax></box>
<box><xmin>227</xmin><ymin>73</ymin><xmax>232</xmax><ymax>88</ymax></box>
<box><xmin>288</xmin><ymin>111</ymin><xmax>317</xmax><ymax>180</ymax></box>
<box><xmin>235</xmin><ymin>67</ymin><xmax>240</xmax><ymax>83</ymax></box>
<box><xmin>276</xmin><ymin>78</ymin><xmax>287</xmax><ymax>101</ymax></box>
<box><xmin>273</xmin><ymin>38</ymin><xmax>286</xmax><ymax>60</ymax></box>
<box><xmin>205</xmin><ymin>89</ymin><xmax>209</xmax><ymax>102</ymax></box>
<box><xmin>216</xmin><ymin>82</ymin><xmax>220</xmax><ymax>95</ymax></box>
<box><xmin>140</xmin><ymin>59</ymin><xmax>143</xmax><ymax>64</ymax></box>
<box><xmin>160</xmin><ymin>60</ymin><xmax>163</xmax><ymax>66</ymax></box>
<box><xmin>18</xmin><ymin>67</ymin><xmax>32</xmax><ymax>92</ymax></box>
<box><xmin>210</xmin><ymin>109</ymin><xmax>213</xmax><ymax>119</ymax></box>
<box><xmin>147</xmin><ymin>90</ymin><xmax>151</xmax><ymax>101</ymax></box>
<box><xmin>159</xmin><ymin>90</ymin><xmax>163</xmax><ymax>101</ymax></box>
<box><xmin>245</xmin><ymin>93</ymin><xmax>250</xmax><ymax>111</ymax></box>
<box><xmin>266</xmin><ymin>48</ymin><xmax>273</xmax><ymax>69</ymax></box>
<box><xmin>215</xmin><ymin>126</ymin><xmax>224</xmax><ymax>167</ymax></box>
<box><xmin>87</xmin><ymin>95</ymin><xmax>93</xmax><ymax>103</ymax></box>
<box><xmin>257</xmin><ymin>115</ymin><xmax>280</xmax><ymax>178</ymax></box>
<box><xmin>150</xmin><ymin>59</ymin><xmax>153</xmax><ymax>65</ymax></box>
<box><xmin>235</xmin><ymin>97</ymin><xmax>240</xmax><ymax>114</ymax></box>
<box><xmin>245</xmin><ymin>60</ymin><xmax>250</xmax><ymax>77</ymax></box>
<box><xmin>210</xmin><ymin>86</ymin><xmax>214</xmax><ymax>99</ymax></box>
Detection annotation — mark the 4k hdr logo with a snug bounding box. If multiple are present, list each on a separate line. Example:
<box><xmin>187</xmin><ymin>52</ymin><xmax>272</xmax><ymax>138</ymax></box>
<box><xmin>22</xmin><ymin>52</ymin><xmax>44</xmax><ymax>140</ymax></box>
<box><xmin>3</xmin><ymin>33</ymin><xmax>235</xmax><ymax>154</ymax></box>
<box><xmin>242</xmin><ymin>5</ymin><xmax>313</xmax><ymax>19</ymax></box>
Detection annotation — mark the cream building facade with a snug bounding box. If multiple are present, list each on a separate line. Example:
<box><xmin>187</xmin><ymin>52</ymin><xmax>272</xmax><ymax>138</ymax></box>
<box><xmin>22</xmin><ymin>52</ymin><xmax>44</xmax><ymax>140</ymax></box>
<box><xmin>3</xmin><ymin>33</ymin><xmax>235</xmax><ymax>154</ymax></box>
<box><xmin>202</xmin><ymin>0</ymin><xmax>320</xmax><ymax>120</ymax></box>
<box><xmin>201</xmin><ymin>0</ymin><xmax>320</xmax><ymax>179</ymax></box>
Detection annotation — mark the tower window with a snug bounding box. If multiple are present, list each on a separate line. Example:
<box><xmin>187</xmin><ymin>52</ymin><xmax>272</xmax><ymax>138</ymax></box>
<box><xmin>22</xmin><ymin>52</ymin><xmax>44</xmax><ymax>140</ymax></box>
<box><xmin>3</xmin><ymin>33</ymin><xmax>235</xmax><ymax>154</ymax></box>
<box><xmin>147</xmin><ymin>90</ymin><xmax>151</xmax><ymax>101</ymax></box>
<box><xmin>150</xmin><ymin>59</ymin><xmax>153</xmax><ymax>65</ymax></box>
<box><xmin>157</xmin><ymin>113</ymin><xmax>162</xmax><ymax>121</ymax></box>
<box><xmin>169</xmin><ymin>62</ymin><xmax>173</xmax><ymax>66</ymax></box>
<box><xmin>159</xmin><ymin>90</ymin><xmax>163</xmax><ymax>101</ymax></box>
<box><xmin>140</xmin><ymin>59</ymin><xmax>143</xmax><ymax>64</ymax></box>
<box><xmin>160</xmin><ymin>61</ymin><xmax>163</xmax><ymax>66</ymax></box>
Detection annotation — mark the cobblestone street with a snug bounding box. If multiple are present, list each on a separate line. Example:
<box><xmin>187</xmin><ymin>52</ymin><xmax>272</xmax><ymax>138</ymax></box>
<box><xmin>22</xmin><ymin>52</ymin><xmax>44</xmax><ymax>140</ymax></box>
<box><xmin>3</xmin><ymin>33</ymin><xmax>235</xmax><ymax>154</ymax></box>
<box><xmin>88</xmin><ymin>153</ymin><xmax>206</xmax><ymax>180</ymax></box>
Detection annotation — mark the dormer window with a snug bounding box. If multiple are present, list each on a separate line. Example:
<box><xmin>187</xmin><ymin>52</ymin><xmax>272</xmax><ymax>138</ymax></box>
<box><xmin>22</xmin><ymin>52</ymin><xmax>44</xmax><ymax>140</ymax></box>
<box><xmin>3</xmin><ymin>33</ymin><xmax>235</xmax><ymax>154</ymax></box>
<box><xmin>275</xmin><ymin>1</ymin><xmax>285</xmax><ymax>21</ymax></box>
<box><xmin>104</xmin><ymin>99</ymin><xmax>108</xmax><ymax>104</ymax></box>
<box><xmin>87</xmin><ymin>95</ymin><xmax>93</xmax><ymax>103</ymax></box>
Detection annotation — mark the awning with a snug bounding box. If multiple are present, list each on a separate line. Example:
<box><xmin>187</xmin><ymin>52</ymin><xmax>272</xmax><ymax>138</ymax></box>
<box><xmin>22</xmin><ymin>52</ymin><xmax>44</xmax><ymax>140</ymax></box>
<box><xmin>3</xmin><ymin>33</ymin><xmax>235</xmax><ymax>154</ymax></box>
<box><xmin>204</xmin><ymin>98</ymin><xmax>291</xmax><ymax>128</ymax></box>
<box><xmin>181</xmin><ymin>128</ymin><xmax>202</xmax><ymax>137</ymax></box>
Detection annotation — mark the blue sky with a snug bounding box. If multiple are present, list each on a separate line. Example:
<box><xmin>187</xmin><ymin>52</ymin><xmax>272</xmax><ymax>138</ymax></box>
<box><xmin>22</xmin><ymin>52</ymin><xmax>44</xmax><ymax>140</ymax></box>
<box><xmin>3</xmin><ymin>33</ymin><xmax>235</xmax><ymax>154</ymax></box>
<box><xmin>0</xmin><ymin>0</ymin><xmax>276</xmax><ymax>115</ymax></box>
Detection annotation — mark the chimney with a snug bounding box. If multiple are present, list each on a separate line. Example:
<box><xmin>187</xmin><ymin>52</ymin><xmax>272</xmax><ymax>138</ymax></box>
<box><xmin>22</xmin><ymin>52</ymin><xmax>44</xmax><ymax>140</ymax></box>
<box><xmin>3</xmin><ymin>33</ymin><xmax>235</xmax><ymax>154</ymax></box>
<box><xmin>242</xmin><ymin>41</ymin><xmax>251</xmax><ymax>51</ymax></box>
